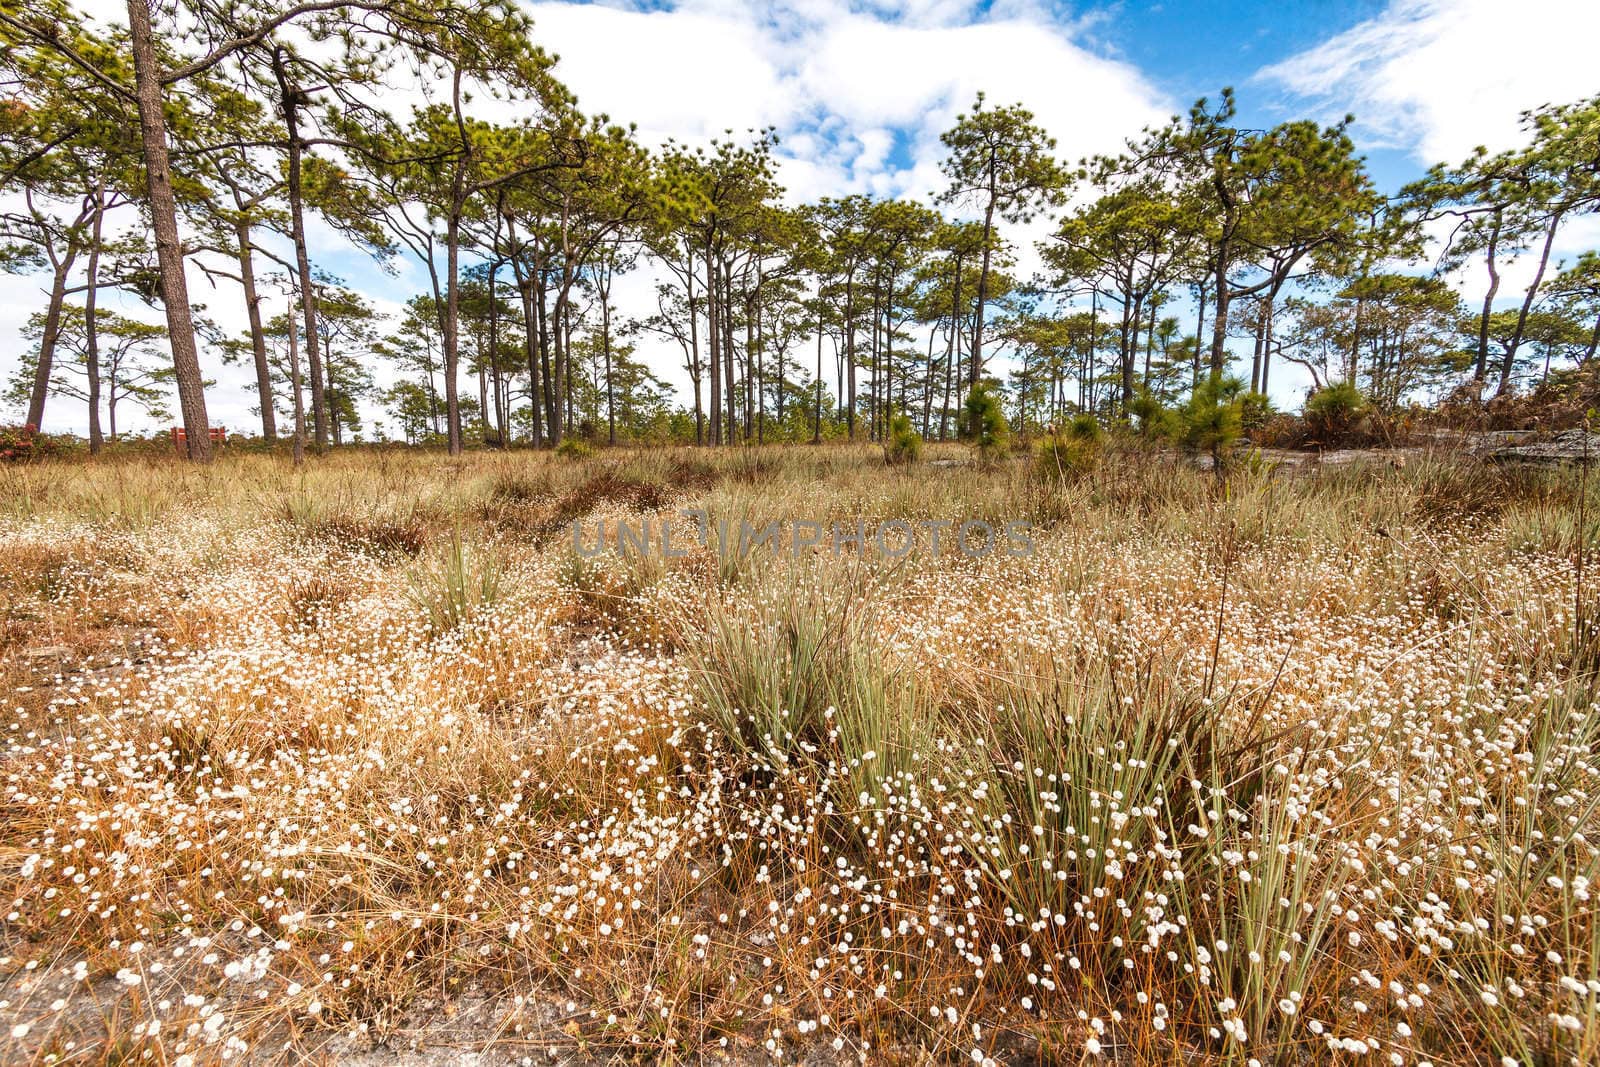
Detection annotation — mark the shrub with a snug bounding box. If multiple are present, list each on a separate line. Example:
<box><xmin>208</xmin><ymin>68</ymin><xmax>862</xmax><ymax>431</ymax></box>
<box><xmin>968</xmin><ymin>647</ymin><xmax>1262</xmax><ymax>977</ymax></box>
<box><xmin>961</xmin><ymin>382</ymin><xmax>1010</xmax><ymax>464</ymax></box>
<box><xmin>683</xmin><ymin>581</ymin><xmax>868</xmax><ymax>771</ymax></box>
<box><xmin>1303</xmin><ymin>381</ymin><xmax>1369</xmax><ymax>445</ymax></box>
<box><xmin>1035</xmin><ymin>413</ymin><xmax>1103</xmax><ymax>480</ymax></box>
<box><xmin>883</xmin><ymin>411</ymin><xmax>922</xmax><ymax>466</ymax></box>
<box><xmin>1181</xmin><ymin>374</ymin><xmax>1245</xmax><ymax>471</ymax></box>
<box><xmin>1239</xmin><ymin>390</ymin><xmax>1274</xmax><ymax>434</ymax></box>
<box><xmin>555</xmin><ymin>436</ymin><xmax>594</xmax><ymax>459</ymax></box>
<box><xmin>1126</xmin><ymin>390</ymin><xmax>1178</xmax><ymax>441</ymax></box>
<box><xmin>557</xmin><ymin>545</ymin><xmax>667</xmax><ymax>637</ymax></box>
<box><xmin>0</xmin><ymin>424</ymin><xmax>66</xmax><ymax>463</ymax></box>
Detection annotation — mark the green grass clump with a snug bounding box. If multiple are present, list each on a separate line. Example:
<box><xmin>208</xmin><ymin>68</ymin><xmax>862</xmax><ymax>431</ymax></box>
<box><xmin>408</xmin><ymin>527</ymin><xmax>502</xmax><ymax>633</ymax></box>
<box><xmin>1035</xmin><ymin>413</ymin><xmax>1103</xmax><ymax>480</ymax></box>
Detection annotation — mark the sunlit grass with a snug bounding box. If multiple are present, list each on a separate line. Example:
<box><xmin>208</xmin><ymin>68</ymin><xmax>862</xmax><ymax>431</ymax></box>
<box><xmin>0</xmin><ymin>443</ymin><xmax>1594</xmax><ymax>1064</ymax></box>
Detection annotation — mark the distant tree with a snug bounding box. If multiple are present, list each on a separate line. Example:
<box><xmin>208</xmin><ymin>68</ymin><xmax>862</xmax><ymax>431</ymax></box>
<box><xmin>0</xmin><ymin>15</ymin><xmax>140</xmax><ymax>444</ymax></box>
<box><xmin>310</xmin><ymin>281</ymin><xmax>381</xmax><ymax>444</ymax></box>
<box><xmin>1491</xmin><ymin>95</ymin><xmax>1600</xmax><ymax>393</ymax></box>
<box><xmin>938</xmin><ymin>95</ymin><xmax>1067</xmax><ymax>390</ymax></box>
<box><xmin>1481</xmin><ymin>307</ymin><xmax>1590</xmax><ymax>390</ymax></box>
<box><xmin>376</xmin><ymin>295</ymin><xmax>448</xmax><ymax>439</ymax></box>
<box><xmin>1044</xmin><ymin>175</ymin><xmax>1194</xmax><ymax>411</ymax></box>
<box><xmin>383</xmin><ymin>381</ymin><xmax>439</xmax><ymax>445</ymax></box>
<box><xmin>1403</xmin><ymin>96</ymin><xmax>1599</xmax><ymax>396</ymax></box>
<box><xmin>661</xmin><ymin>134</ymin><xmax>783</xmax><ymax>445</ymax></box>
<box><xmin>1139</xmin><ymin>89</ymin><xmax>1377</xmax><ymax>380</ymax></box>
<box><xmin>1278</xmin><ymin>274</ymin><xmax>1467</xmax><ymax>406</ymax></box>
<box><xmin>862</xmin><ymin>198</ymin><xmax>939</xmax><ymax>440</ymax></box>
<box><xmin>6</xmin><ymin>306</ymin><xmax>171</xmax><ymax>439</ymax></box>
<box><xmin>1547</xmin><ymin>252</ymin><xmax>1600</xmax><ymax>365</ymax></box>
<box><xmin>806</xmin><ymin>195</ymin><xmax>873</xmax><ymax>439</ymax></box>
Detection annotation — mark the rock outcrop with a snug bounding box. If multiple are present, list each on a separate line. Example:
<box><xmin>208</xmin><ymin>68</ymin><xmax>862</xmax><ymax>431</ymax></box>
<box><xmin>1492</xmin><ymin>427</ymin><xmax>1600</xmax><ymax>465</ymax></box>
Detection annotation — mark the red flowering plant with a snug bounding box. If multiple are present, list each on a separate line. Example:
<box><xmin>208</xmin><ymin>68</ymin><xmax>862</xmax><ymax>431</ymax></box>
<box><xmin>0</xmin><ymin>424</ymin><xmax>65</xmax><ymax>463</ymax></box>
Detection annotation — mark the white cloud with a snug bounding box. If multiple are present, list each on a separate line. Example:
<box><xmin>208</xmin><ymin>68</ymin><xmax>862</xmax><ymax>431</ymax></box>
<box><xmin>525</xmin><ymin>0</ymin><xmax>1170</xmax><ymax>203</ymax></box>
<box><xmin>527</xmin><ymin>3</ymin><xmax>806</xmax><ymax>146</ymax></box>
<box><xmin>1258</xmin><ymin>0</ymin><xmax>1600</xmax><ymax>165</ymax></box>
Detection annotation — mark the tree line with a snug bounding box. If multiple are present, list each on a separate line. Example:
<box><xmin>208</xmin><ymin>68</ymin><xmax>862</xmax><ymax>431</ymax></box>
<box><xmin>4</xmin><ymin>0</ymin><xmax>1598</xmax><ymax>460</ymax></box>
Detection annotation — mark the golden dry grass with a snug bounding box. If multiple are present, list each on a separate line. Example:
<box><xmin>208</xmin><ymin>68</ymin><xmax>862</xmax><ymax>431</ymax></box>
<box><xmin>0</xmin><ymin>444</ymin><xmax>1595</xmax><ymax>1065</ymax></box>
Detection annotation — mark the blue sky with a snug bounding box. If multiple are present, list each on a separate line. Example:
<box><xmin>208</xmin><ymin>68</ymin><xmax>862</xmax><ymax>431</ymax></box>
<box><xmin>8</xmin><ymin>0</ymin><xmax>1600</xmax><ymax>436</ymax></box>
<box><xmin>1083</xmin><ymin>1</ymin><xmax>1409</xmax><ymax>180</ymax></box>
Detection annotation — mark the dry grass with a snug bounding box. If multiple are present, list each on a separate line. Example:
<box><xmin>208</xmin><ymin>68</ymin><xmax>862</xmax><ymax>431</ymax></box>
<box><xmin>0</xmin><ymin>444</ymin><xmax>1596</xmax><ymax>1065</ymax></box>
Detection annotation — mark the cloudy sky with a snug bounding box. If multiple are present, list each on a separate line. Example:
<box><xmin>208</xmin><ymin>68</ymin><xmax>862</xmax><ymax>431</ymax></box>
<box><xmin>6</xmin><ymin>0</ymin><xmax>1599</xmax><ymax>437</ymax></box>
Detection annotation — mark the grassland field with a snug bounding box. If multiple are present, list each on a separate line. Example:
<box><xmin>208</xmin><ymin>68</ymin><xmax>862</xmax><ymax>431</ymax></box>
<box><xmin>0</xmin><ymin>442</ymin><xmax>1596</xmax><ymax>1066</ymax></box>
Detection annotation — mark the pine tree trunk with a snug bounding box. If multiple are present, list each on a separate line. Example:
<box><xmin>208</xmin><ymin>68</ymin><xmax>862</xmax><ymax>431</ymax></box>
<box><xmin>882</xmin><ymin>284</ymin><xmax>894</xmax><ymax>436</ymax></box>
<box><xmin>1250</xmin><ymin>312</ymin><xmax>1264</xmax><ymax>395</ymax></box>
<box><xmin>477</xmin><ymin>361</ymin><xmax>489</xmax><ymax>444</ymax></box>
<box><xmin>723</xmin><ymin>260</ymin><xmax>736</xmax><ymax>443</ymax></box>
<box><xmin>971</xmin><ymin>199</ymin><xmax>994</xmax><ymax>388</ymax></box>
<box><xmin>870</xmin><ymin>285</ymin><xmax>880</xmax><ymax>440</ymax></box>
<box><xmin>1209</xmin><ymin>250</ymin><xmax>1230</xmax><ymax>380</ymax></box>
<box><xmin>1498</xmin><ymin>210</ymin><xmax>1562</xmax><ymax>396</ymax></box>
<box><xmin>940</xmin><ymin>333</ymin><xmax>955</xmax><ymax>441</ymax></box>
<box><xmin>1475</xmin><ymin>210</ymin><xmax>1503</xmax><ymax>385</ymax></box>
<box><xmin>812</xmin><ymin>326</ymin><xmax>823</xmax><ymax>444</ymax></box>
<box><xmin>84</xmin><ymin>192</ymin><xmax>104</xmax><ymax>453</ymax></box>
<box><xmin>1126</xmin><ymin>294</ymin><xmax>1139</xmax><ymax>412</ymax></box>
<box><xmin>27</xmin><ymin>250</ymin><xmax>76</xmax><ymax>432</ymax></box>
<box><xmin>1144</xmin><ymin>298</ymin><xmax>1156</xmax><ymax>390</ymax></box>
<box><xmin>538</xmin><ymin>271</ymin><xmax>555</xmax><ymax>443</ymax></box>
<box><xmin>273</xmin><ymin>51</ymin><xmax>326</xmax><ymax>452</ymax></box>
<box><xmin>753</xmin><ymin>261</ymin><xmax>764</xmax><ymax>444</ymax></box>
<box><xmin>706</xmin><ymin>241</ymin><xmax>721</xmax><ymax>445</ymax></box>
<box><xmin>236</xmin><ymin>219</ymin><xmax>275</xmax><ymax>440</ymax></box>
<box><xmin>287</xmin><ymin>300</ymin><xmax>306</xmax><ymax>467</ymax></box>
<box><xmin>602</xmin><ymin>260</ymin><xmax>615</xmax><ymax>445</ymax></box>
<box><xmin>487</xmin><ymin>256</ymin><xmax>501</xmax><ymax>445</ymax></box>
<box><xmin>564</xmin><ymin>298</ymin><xmax>575</xmax><ymax>435</ymax></box>
<box><xmin>844</xmin><ymin>274</ymin><xmax>856</xmax><ymax>438</ymax></box>
<box><xmin>1260</xmin><ymin>299</ymin><xmax>1274</xmax><ymax>397</ymax></box>
<box><xmin>443</xmin><ymin>206</ymin><xmax>464</xmax><ymax>454</ymax></box>
<box><xmin>127</xmin><ymin>0</ymin><xmax>210</xmax><ymax>459</ymax></box>
<box><xmin>514</xmin><ymin>268</ymin><xmax>541</xmax><ymax>446</ymax></box>
<box><xmin>685</xmin><ymin>243</ymin><xmax>704</xmax><ymax>446</ymax></box>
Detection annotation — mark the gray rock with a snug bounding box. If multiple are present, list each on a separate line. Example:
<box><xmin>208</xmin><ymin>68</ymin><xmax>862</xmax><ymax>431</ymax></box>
<box><xmin>1492</xmin><ymin>428</ymin><xmax>1600</xmax><ymax>465</ymax></box>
